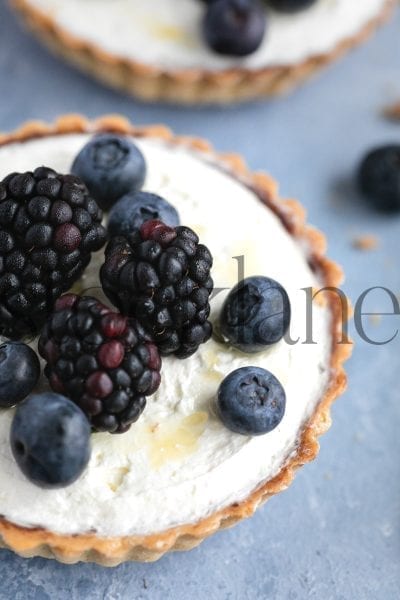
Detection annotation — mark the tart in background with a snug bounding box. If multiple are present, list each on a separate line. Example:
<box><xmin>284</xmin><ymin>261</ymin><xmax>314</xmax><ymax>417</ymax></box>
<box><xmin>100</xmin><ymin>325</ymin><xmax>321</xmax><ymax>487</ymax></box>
<box><xmin>10</xmin><ymin>0</ymin><xmax>395</xmax><ymax>104</ymax></box>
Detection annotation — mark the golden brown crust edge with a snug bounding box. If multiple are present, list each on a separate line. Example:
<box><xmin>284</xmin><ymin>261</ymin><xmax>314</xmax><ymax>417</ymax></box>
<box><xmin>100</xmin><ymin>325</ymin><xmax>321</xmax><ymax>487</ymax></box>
<box><xmin>11</xmin><ymin>0</ymin><xmax>395</xmax><ymax>104</ymax></box>
<box><xmin>0</xmin><ymin>115</ymin><xmax>352</xmax><ymax>565</ymax></box>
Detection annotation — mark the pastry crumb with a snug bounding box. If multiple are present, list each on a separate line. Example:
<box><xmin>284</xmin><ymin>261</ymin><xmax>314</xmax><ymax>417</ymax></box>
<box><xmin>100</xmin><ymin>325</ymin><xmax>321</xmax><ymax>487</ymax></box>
<box><xmin>383</xmin><ymin>100</ymin><xmax>400</xmax><ymax>121</ymax></box>
<box><xmin>311</xmin><ymin>287</ymin><xmax>327</xmax><ymax>307</ymax></box>
<box><xmin>368</xmin><ymin>314</ymin><xmax>382</xmax><ymax>326</ymax></box>
<box><xmin>352</xmin><ymin>235</ymin><xmax>379</xmax><ymax>251</ymax></box>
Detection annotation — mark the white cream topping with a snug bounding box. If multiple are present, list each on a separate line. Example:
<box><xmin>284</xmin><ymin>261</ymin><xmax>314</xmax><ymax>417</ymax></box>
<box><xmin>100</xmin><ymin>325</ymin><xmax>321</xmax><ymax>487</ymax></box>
<box><xmin>26</xmin><ymin>0</ymin><xmax>387</xmax><ymax>70</ymax></box>
<box><xmin>0</xmin><ymin>134</ymin><xmax>332</xmax><ymax>536</ymax></box>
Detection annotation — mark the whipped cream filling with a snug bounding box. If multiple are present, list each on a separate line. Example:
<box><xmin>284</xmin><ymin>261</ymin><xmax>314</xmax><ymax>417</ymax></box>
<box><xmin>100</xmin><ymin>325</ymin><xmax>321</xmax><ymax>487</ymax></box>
<box><xmin>26</xmin><ymin>0</ymin><xmax>387</xmax><ymax>71</ymax></box>
<box><xmin>0</xmin><ymin>134</ymin><xmax>332</xmax><ymax>536</ymax></box>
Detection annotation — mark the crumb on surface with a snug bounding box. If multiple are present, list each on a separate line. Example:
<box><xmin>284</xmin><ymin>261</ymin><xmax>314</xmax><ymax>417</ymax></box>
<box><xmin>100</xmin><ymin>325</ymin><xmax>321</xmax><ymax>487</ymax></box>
<box><xmin>311</xmin><ymin>287</ymin><xmax>327</xmax><ymax>307</ymax></box>
<box><xmin>368</xmin><ymin>314</ymin><xmax>382</xmax><ymax>326</ymax></box>
<box><xmin>352</xmin><ymin>235</ymin><xmax>379</xmax><ymax>251</ymax></box>
<box><xmin>383</xmin><ymin>100</ymin><xmax>400</xmax><ymax>121</ymax></box>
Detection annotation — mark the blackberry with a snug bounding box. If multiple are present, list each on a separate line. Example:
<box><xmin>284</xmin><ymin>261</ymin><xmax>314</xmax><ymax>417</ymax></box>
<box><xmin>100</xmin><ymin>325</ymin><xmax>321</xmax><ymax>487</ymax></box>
<box><xmin>0</xmin><ymin>167</ymin><xmax>107</xmax><ymax>339</ymax></box>
<box><xmin>38</xmin><ymin>294</ymin><xmax>162</xmax><ymax>433</ymax></box>
<box><xmin>100</xmin><ymin>220</ymin><xmax>214</xmax><ymax>359</ymax></box>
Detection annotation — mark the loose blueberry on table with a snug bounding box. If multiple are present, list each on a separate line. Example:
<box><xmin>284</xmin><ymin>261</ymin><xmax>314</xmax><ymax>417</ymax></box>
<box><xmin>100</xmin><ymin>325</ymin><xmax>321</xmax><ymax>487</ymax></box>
<box><xmin>358</xmin><ymin>145</ymin><xmax>400</xmax><ymax>212</ymax></box>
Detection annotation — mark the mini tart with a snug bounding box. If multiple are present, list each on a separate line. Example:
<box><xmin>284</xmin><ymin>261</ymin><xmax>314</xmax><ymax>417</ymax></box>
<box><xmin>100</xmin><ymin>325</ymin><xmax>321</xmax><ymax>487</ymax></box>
<box><xmin>0</xmin><ymin>115</ymin><xmax>351</xmax><ymax>565</ymax></box>
<box><xmin>11</xmin><ymin>0</ymin><xmax>395</xmax><ymax>104</ymax></box>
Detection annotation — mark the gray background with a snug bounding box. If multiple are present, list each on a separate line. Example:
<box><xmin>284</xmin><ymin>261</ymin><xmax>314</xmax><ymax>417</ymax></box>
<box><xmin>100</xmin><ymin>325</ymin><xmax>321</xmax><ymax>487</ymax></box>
<box><xmin>0</xmin><ymin>2</ymin><xmax>399</xmax><ymax>598</ymax></box>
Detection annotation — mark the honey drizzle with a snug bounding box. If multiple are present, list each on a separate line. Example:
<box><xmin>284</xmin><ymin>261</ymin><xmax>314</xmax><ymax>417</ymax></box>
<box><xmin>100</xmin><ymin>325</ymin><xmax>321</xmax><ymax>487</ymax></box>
<box><xmin>146</xmin><ymin>412</ymin><xmax>208</xmax><ymax>469</ymax></box>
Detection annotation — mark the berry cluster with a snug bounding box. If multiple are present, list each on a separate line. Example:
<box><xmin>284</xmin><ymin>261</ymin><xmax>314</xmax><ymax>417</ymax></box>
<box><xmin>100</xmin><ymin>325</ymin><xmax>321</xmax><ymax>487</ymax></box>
<box><xmin>0</xmin><ymin>137</ymin><xmax>209</xmax><ymax>490</ymax></box>
<box><xmin>0</xmin><ymin>167</ymin><xmax>106</xmax><ymax>339</ymax></box>
<box><xmin>1</xmin><ymin>132</ymin><xmax>293</xmax><ymax>491</ymax></box>
<box><xmin>201</xmin><ymin>0</ymin><xmax>317</xmax><ymax>57</ymax></box>
<box><xmin>101</xmin><ymin>220</ymin><xmax>214</xmax><ymax>358</ymax></box>
<box><xmin>39</xmin><ymin>294</ymin><xmax>162</xmax><ymax>433</ymax></box>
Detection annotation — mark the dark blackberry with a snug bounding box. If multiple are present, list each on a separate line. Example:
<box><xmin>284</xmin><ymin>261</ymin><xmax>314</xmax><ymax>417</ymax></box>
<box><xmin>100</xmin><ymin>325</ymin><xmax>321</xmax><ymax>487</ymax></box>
<box><xmin>38</xmin><ymin>294</ymin><xmax>162</xmax><ymax>433</ymax></box>
<box><xmin>0</xmin><ymin>168</ymin><xmax>107</xmax><ymax>339</ymax></box>
<box><xmin>100</xmin><ymin>220</ymin><xmax>214</xmax><ymax>359</ymax></box>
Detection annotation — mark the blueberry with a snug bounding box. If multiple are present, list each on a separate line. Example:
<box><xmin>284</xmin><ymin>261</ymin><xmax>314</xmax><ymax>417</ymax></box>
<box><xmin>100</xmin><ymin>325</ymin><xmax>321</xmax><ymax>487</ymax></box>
<box><xmin>358</xmin><ymin>145</ymin><xmax>400</xmax><ymax>212</ymax></box>
<box><xmin>71</xmin><ymin>134</ymin><xmax>146</xmax><ymax>211</ymax></box>
<box><xmin>268</xmin><ymin>0</ymin><xmax>317</xmax><ymax>13</ymax></box>
<box><xmin>203</xmin><ymin>0</ymin><xmax>267</xmax><ymax>57</ymax></box>
<box><xmin>220</xmin><ymin>276</ymin><xmax>290</xmax><ymax>353</ymax></box>
<box><xmin>216</xmin><ymin>366</ymin><xmax>285</xmax><ymax>435</ymax></box>
<box><xmin>10</xmin><ymin>393</ymin><xmax>91</xmax><ymax>489</ymax></box>
<box><xmin>0</xmin><ymin>342</ymin><xmax>40</xmax><ymax>407</ymax></box>
<box><xmin>108</xmin><ymin>191</ymin><xmax>180</xmax><ymax>237</ymax></box>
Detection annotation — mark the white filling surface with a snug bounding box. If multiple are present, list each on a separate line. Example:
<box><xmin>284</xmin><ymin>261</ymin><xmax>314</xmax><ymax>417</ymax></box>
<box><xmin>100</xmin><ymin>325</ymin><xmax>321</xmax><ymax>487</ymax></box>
<box><xmin>26</xmin><ymin>0</ymin><xmax>387</xmax><ymax>70</ymax></box>
<box><xmin>0</xmin><ymin>134</ymin><xmax>332</xmax><ymax>536</ymax></box>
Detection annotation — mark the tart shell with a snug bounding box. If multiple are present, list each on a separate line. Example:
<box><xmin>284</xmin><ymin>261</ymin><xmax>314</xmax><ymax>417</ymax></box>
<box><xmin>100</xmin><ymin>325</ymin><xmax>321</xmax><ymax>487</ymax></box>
<box><xmin>0</xmin><ymin>115</ymin><xmax>351</xmax><ymax>565</ymax></box>
<box><xmin>11</xmin><ymin>0</ymin><xmax>395</xmax><ymax>104</ymax></box>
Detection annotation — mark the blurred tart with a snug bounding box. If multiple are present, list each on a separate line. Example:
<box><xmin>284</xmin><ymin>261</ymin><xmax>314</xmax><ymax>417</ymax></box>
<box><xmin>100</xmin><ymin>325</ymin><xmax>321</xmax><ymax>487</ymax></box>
<box><xmin>0</xmin><ymin>115</ymin><xmax>350</xmax><ymax>565</ymax></box>
<box><xmin>11</xmin><ymin>0</ymin><xmax>395</xmax><ymax>104</ymax></box>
